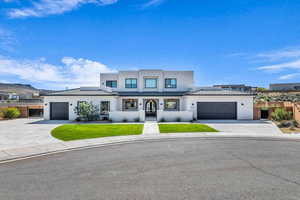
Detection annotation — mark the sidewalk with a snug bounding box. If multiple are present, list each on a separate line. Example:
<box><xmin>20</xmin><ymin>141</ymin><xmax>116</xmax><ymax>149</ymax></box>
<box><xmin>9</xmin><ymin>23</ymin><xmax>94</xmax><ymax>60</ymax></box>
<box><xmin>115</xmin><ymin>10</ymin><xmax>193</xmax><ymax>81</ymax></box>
<box><xmin>1</xmin><ymin>132</ymin><xmax>300</xmax><ymax>163</ymax></box>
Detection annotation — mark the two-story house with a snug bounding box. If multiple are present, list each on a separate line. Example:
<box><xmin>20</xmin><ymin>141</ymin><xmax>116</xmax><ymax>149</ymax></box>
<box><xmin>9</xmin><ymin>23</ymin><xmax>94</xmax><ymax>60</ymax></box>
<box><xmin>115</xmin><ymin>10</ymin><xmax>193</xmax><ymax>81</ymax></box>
<box><xmin>43</xmin><ymin>70</ymin><xmax>254</xmax><ymax>121</ymax></box>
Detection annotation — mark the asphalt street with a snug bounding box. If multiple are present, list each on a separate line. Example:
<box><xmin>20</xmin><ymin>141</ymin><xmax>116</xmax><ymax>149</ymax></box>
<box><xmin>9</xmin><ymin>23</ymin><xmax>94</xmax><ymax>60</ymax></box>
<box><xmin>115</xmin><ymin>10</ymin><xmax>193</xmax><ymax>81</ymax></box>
<box><xmin>1</xmin><ymin>138</ymin><xmax>300</xmax><ymax>200</ymax></box>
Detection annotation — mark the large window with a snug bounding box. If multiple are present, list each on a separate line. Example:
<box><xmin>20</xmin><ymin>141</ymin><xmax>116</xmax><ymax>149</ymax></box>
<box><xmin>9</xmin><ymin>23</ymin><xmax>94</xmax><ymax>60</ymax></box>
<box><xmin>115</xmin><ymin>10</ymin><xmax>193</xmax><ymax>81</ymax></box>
<box><xmin>144</xmin><ymin>78</ymin><xmax>157</xmax><ymax>88</ymax></box>
<box><xmin>164</xmin><ymin>99</ymin><xmax>179</xmax><ymax>111</ymax></box>
<box><xmin>123</xmin><ymin>99</ymin><xmax>138</xmax><ymax>111</ymax></box>
<box><xmin>106</xmin><ymin>80</ymin><xmax>117</xmax><ymax>88</ymax></box>
<box><xmin>165</xmin><ymin>78</ymin><xmax>177</xmax><ymax>88</ymax></box>
<box><xmin>125</xmin><ymin>78</ymin><xmax>137</xmax><ymax>88</ymax></box>
<box><xmin>100</xmin><ymin>101</ymin><xmax>110</xmax><ymax>115</ymax></box>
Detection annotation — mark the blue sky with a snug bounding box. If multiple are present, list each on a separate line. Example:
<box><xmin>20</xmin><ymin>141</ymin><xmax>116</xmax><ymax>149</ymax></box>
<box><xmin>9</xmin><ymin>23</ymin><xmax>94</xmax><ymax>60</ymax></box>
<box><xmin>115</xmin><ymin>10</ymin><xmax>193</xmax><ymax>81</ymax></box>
<box><xmin>0</xmin><ymin>0</ymin><xmax>300</xmax><ymax>89</ymax></box>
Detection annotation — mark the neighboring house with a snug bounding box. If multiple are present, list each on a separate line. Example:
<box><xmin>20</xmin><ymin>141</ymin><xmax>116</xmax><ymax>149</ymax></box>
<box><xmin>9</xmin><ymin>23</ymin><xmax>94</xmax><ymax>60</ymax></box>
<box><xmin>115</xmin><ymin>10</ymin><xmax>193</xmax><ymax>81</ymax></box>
<box><xmin>269</xmin><ymin>83</ymin><xmax>300</xmax><ymax>91</ymax></box>
<box><xmin>213</xmin><ymin>84</ymin><xmax>257</xmax><ymax>92</ymax></box>
<box><xmin>0</xmin><ymin>83</ymin><xmax>46</xmax><ymax>117</ymax></box>
<box><xmin>43</xmin><ymin>70</ymin><xmax>255</xmax><ymax>121</ymax></box>
<box><xmin>254</xmin><ymin>102</ymin><xmax>300</xmax><ymax>123</ymax></box>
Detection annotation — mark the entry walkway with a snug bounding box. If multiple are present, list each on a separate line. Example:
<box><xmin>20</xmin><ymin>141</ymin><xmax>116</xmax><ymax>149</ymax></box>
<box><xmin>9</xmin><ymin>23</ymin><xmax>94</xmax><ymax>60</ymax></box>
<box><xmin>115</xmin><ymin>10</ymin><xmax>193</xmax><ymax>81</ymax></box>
<box><xmin>142</xmin><ymin>121</ymin><xmax>160</xmax><ymax>135</ymax></box>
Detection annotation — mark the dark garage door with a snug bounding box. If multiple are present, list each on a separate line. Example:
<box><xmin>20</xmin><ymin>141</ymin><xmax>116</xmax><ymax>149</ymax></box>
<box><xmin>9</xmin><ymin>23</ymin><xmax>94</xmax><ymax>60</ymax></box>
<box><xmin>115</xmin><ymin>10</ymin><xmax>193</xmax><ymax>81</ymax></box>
<box><xmin>50</xmin><ymin>102</ymin><xmax>69</xmax><ymax>120</ymax></box>
<box><xmin>197</xmin><ymin>102</ymin><xmax>237</xmax><ymax>120</ymax></box>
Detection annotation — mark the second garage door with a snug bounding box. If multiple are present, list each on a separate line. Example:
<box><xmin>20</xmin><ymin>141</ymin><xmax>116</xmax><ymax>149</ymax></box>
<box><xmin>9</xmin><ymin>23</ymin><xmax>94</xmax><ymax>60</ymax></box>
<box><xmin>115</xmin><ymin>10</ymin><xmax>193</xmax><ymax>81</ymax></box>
<box><xmin>50</xmin><ymin>102</ymin><xmax>69</xmax><ymax>120</ymax></box>
<box><xmin>197</xmin><ymin>102</ymin><xmax>237</xmax><ymax>120</ymax></box>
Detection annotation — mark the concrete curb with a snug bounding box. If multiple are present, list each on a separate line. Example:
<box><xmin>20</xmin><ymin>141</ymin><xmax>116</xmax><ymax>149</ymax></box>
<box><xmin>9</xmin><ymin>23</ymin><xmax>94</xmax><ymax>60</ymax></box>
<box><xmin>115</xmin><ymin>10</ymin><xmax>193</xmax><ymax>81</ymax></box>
<box><xmin>1</xmin><ymin>132</ymin><xmax>300</xmax><ymax>164</ymax></box>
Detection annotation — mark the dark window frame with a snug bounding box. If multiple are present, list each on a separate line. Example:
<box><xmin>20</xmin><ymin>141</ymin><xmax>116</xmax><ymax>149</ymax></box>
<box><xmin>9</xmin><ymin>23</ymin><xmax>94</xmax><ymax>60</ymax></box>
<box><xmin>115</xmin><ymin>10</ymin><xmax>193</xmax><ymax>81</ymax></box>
<box><xmin>106</xmin><ymin>80</ymin><xmax>117</xmax><ymax>88</ymax></box>
<box><xmin>165</xmin><ymin>78</ymin><xmax>177</xmax><ymax>88</ymax></box>
<box><xmin>100</xmin><ymin>101</ymin><xmax>110</xmax><ymax>115</ymax></box>
<box><xmin>122</xmin><ymin>99</ymin><xmax>138</xmax><ymax>111</ymax></box>
<box><xmin>164</xmin><ymin>99</ymin><xmax>180</xmax><ymax>111</ymax></box>
<box><xmin>144</xmin><ymin>78</ymin><xmax>158</xmax><ymax>89</ymax></box>
<box><xmin>125</xmin><ymin>78</ymin><xmax>137</xmax><ymax>88</ymax></box>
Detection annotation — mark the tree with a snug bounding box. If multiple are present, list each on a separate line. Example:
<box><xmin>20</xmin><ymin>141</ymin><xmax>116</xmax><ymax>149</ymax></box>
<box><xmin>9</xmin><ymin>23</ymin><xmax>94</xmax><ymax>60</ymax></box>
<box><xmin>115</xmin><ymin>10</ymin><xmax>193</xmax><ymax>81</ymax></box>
<box><xmin>74</xmin><ymin>102</ymin><xmax>100</xmax><ymax>121</ymax></box>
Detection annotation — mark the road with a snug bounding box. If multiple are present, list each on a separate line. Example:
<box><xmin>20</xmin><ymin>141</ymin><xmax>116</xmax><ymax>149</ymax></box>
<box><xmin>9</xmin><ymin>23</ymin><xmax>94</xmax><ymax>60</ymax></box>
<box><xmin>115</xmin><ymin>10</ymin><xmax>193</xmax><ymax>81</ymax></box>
<box><xmin>1</xmin><ymin>138</ymin><xmax>300</xmax><ymax>200</ymax></box>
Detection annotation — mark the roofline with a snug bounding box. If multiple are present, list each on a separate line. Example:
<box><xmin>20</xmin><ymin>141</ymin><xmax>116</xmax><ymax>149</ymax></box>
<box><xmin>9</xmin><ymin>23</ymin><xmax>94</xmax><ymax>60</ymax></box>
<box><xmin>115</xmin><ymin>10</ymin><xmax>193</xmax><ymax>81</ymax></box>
<box><xmin>185</xmin><ymin>94</ymin><xmax>256</xmax><ymax>96</ymax></box>
<box><xmin>42</xmin><ymin>94</ymin><xmax>118</xmax><ymax>97</ymax></box>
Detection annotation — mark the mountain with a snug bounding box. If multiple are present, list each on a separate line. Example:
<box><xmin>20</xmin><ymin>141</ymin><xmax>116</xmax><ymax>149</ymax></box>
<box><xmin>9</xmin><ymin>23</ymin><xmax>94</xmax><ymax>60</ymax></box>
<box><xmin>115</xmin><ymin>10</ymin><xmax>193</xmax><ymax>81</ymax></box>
<box><xmin>0</xmin><ymin>83</ymin><xmax>55</xmax><ymax>97</ymax></box>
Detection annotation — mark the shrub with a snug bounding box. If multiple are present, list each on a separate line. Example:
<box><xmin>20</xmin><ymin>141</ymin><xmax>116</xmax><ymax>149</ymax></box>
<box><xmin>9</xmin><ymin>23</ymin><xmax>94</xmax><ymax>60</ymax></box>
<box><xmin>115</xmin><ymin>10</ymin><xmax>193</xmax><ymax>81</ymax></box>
<box><xmin>74</xmin><ymin>102</ymin><xmax>100</xmax><ymax>122</ymax></box>
<box><xmin>271</xmin><ymin>108</ymin><xmax>293</xmax><ymax>121</ymax></box>
<box><xmin>134</xmin><ymin>117</ymin><xmax>140</xmax><ymax>122</ymax></box>
<box><xmin>278</xmin><ymin>120</ymin><xmax>299</xmax><ymax>128</ymax></box>
<box><xmin>160</xmin><ymin>118</ymin><xmax>165</xmax><ymax>122</ymax></box>
<box><xmin>2</xmin><ymin>108</ymin><xmax>20</xmax><ymax>119</ymax></box>
<box><xmin>176</xmin><ymin>117</ymin><xmax>181</xmax><ymax>122</ymax></box>
<box><xmin>123</xmin><ymin>118</ymin><xmax>128</xmax><ymax>123</ymax></box>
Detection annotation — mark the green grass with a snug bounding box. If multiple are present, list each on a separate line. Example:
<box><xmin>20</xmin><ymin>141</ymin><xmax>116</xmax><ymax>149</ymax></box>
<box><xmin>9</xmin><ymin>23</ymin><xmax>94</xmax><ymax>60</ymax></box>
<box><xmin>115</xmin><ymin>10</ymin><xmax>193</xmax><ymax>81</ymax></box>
<box><xmin>159</xmin><ymin>124</ymin><xmax>218</xmax><ymax>133</ymax></box>
<box><xmin>51</xmin><ymin>124</ymin><xmax>144</xmax><ymax>141</ymax></box>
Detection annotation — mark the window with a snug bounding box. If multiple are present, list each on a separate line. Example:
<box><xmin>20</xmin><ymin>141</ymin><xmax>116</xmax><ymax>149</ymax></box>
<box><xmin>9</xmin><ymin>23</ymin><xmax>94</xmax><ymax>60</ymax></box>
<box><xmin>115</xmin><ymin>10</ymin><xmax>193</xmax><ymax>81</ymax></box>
<box><xmin>164</xmin><ymin>99</ymin><xmax>179</xmax><ymax>111</ymax></box>
<box><xmin>145</xmin><ymin>78</ymin><xmax>157</xmax><ymax>88</ymax></box>
<box><xmin>125</xmin><ymin>78</ymin><xmax>137</xmax><ymax>88</ymax></box>
<box><xmin>106</xmin><ymin>80</ymin><xmax>117</xmax><ymax>88</ymax></box>
<box><xmin>165</xmin><ymin>78</ymin><xmax>177</xmax><ymax>88</ymax></box>
<box><xmin>100</xmin><ymin>101</ymin><xmax>110</xmax><ymax>115</ymax></box>
<box><xmin>123</xmin><ymin>99</ymin><xmax>138</xmax><ymax>111</ymax></box>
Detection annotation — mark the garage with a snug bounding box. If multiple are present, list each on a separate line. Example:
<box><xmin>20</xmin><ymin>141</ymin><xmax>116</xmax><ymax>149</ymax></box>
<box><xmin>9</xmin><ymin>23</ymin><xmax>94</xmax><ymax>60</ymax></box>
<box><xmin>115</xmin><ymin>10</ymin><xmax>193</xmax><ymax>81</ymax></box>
<box><xmin>197</xmin><ymin>102</ymin><xmax>237</xmax><ymax>120</ymax></box>
<box><xmin>50</xmin><ymin>102</ymin><xmax>69</xmax><ymax>120</ymax></box>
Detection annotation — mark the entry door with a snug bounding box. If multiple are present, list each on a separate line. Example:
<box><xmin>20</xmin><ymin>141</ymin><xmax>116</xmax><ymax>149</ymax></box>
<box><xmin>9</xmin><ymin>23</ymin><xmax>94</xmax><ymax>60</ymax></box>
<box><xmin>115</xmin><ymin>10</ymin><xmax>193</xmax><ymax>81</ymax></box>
<box><xmin>197</xmin><ymin>102</ymin><xmax>237</xmax><ymax>120</ymax></box>
<box><xmin>50</xmin><ymin>102</ymin><xmax>69</xmax><ymax>120</ymax></box>
<box><xmin>145</xmin><ymin>100</ymin><xmax>157</xmax><ymax>117</ymax></box>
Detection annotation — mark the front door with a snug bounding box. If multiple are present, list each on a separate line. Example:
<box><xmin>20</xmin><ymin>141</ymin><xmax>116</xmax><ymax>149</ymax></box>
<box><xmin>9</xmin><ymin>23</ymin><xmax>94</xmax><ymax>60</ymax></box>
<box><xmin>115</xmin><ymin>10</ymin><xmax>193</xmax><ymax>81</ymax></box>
<box><xmin>145</xmin><ymin>100</ymin><xmax>157</xmax><ymax>117</ymax></box>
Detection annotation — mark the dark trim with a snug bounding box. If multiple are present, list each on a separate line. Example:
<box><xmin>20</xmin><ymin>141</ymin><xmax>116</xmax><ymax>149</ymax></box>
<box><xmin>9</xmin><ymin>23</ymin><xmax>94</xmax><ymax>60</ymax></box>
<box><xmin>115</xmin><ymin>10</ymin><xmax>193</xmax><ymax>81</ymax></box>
<box><xmin>118</xmin><ymin>92</ymin><xmax>185</xmax><ymax>97</ymax></box>
<box><xmin>165</xmin><ymin>78</ymin><xmax>177</xmax><ymax>88</ymax></box>
<box><xmin>185</xmin><ymin>94</ymin><xmax>255</xmax><ymax>96</ymax></box>
<box><xmin>43</xmin><ymin>94</ymin><xmax>118</xmax><ymax>96</ymax></box>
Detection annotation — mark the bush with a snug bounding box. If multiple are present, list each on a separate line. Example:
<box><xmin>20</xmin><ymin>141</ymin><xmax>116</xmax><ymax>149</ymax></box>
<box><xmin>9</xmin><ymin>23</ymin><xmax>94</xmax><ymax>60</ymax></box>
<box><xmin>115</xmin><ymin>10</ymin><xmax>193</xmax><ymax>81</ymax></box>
<box><xmin>160</xmin><ymin>118</ymin><xmax>165</xmax><ymax>122</ymax></box>
<box><xmin>176</xmin><ymin>117</ymin><xmax>181</xmax><ymax>122</ymax></box>
<box><xmin>134</xmin><ymin>117</ymin><xmax>140</xmax><ymax>122</ymax></box>
<box><xmin>278</xmin><ymin>120</ymin><xmax>299</xmax><ymax>128</ymax></box>
<box><xmin>74</xmin><ymin>102</ymin><xmax>100</xmax><ymax>122</ymax></box>
<box><xmin>271</xmin><ymin>108</ymin><xmax>293</xmax><ymax>121</ymax></box>
<box><xmin>123</xmin><ymin>118</ymin><xmax>128</xmax><ymax>123</ymax></box>
<box><xmin>2</xmin><ymin>108</ymin><xmax>20</xmax><ymax>119</ymax></box>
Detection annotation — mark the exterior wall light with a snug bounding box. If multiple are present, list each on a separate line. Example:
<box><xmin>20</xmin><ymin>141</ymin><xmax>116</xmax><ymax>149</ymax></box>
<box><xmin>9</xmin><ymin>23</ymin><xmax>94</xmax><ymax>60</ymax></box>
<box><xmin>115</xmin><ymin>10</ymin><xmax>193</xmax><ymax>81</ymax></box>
<box><xmin>241</xmin><ymin>103</ymin><xmax>244</xmax><ymax>106</ymax></box>
<box><xmin>70</xmin><ymin>104</ymin><xmax>73</xmax><ymax>106</ymax></box>
<box><xmin>44</xmin><ymin>103</ymin><xmax>47</xmax><ymax>106</ymax></box>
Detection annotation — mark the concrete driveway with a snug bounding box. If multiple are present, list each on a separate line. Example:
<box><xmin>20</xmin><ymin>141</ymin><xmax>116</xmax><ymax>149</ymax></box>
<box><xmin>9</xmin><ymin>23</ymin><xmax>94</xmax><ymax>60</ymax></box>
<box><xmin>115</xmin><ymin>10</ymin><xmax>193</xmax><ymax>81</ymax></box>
<box><xmin>200</xmin><ymin>120</ymin><xmax>282</xmax><ymax>135</ymax></box>
<box><xmin>0</xmin><ymin>118</ymin><xmax>67</xmax><ymax>151</ymax></box>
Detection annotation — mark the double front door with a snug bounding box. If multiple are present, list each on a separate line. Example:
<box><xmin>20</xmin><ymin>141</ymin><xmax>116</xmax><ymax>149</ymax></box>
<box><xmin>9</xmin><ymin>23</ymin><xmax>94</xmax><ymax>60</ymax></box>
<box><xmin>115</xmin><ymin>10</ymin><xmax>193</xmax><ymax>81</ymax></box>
<box><xmin>145</xmin><ymin>99</ymin><xmax>157</xmax><ymax>117</ymax></box>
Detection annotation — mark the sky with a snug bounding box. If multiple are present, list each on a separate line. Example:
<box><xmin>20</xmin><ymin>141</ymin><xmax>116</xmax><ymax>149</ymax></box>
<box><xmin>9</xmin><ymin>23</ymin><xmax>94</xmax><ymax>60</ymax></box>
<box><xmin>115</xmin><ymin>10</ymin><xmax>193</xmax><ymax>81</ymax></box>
<box><xmin>0</xmin><ymin>0</ymin><xmax>300</xmax><ymax>90</ymax></box>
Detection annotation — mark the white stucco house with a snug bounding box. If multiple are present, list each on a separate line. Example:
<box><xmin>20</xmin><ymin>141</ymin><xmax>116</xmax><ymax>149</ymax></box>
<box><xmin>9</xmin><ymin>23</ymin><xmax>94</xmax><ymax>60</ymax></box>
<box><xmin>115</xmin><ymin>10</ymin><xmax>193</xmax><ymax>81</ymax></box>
<box><xmin>43</xmin><ymin>69</ymin><xmax>255</xmax><ymax>121</ymax></box>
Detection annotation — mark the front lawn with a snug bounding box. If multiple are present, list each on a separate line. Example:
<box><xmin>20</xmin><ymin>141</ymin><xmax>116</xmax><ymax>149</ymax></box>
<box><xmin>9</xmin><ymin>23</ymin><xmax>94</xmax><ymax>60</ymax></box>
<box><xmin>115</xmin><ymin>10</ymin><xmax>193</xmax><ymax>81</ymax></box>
<box><xmin>159</xmin><ymin>124</ymin><xmax>218</xmax><ymax>133</ymax></box>
<box><xmin>51</xmin><ymin>124</ymin><xmax>144</xmax><ymax>141</ymax></box>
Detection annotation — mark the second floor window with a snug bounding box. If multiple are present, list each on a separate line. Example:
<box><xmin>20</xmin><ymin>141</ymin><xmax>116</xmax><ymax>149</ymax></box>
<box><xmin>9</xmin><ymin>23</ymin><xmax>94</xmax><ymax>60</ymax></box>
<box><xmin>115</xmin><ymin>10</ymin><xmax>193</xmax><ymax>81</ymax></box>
<box><xmin>125</xmin><ymin>78</ymin><xmax>137</xmax><ymax>88</ymax></box>
<box><xmin>165</xmin><ymin>78</ymin><xmax>177</xmax><ymax>88</ymax></box>
<box><xmin>106</xmin><ymin>80</ymin><xmax>117</xmax><ymax>88</ymax></box>
<box><xmin>145</xmin><ymin>78</ymin><xmax>157</xmax><ymax>88</ymax></box>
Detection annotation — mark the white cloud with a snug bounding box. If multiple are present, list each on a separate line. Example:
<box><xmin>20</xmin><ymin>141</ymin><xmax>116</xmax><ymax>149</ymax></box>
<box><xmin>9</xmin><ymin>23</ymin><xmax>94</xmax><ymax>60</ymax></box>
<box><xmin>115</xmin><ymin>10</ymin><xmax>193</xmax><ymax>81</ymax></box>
<box><xmin>257</xmin><ymin>59</ymin><xmax>300</xmax><ymax>72</ymax></box>
<box><xmin>255</xmin><ymin>47</ymin><xmax>300</xmax><ymax>81</ymax></box>
<box><xmin>0</xmin><ymin>56</ymin><xmax>116</xmax><ymax>89</ymax></box>
<box><xmin>256</xmin><ymin>47</ymin><xmax>300</xmax><ymax>61</ymax></box>
<box><xmin>7</xmin><ymin>0</ymin><xmax>118</xmax><ymax>18</ymax></box>
<box><xmin>279</xmin><ymin>73</ymin><xmax>300</xmax><ymax>80</ymax></box>
<box><xmin>141</xmin><ymin>0</ymin><xmax>164</xmax><ymax>8</ymax></box>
